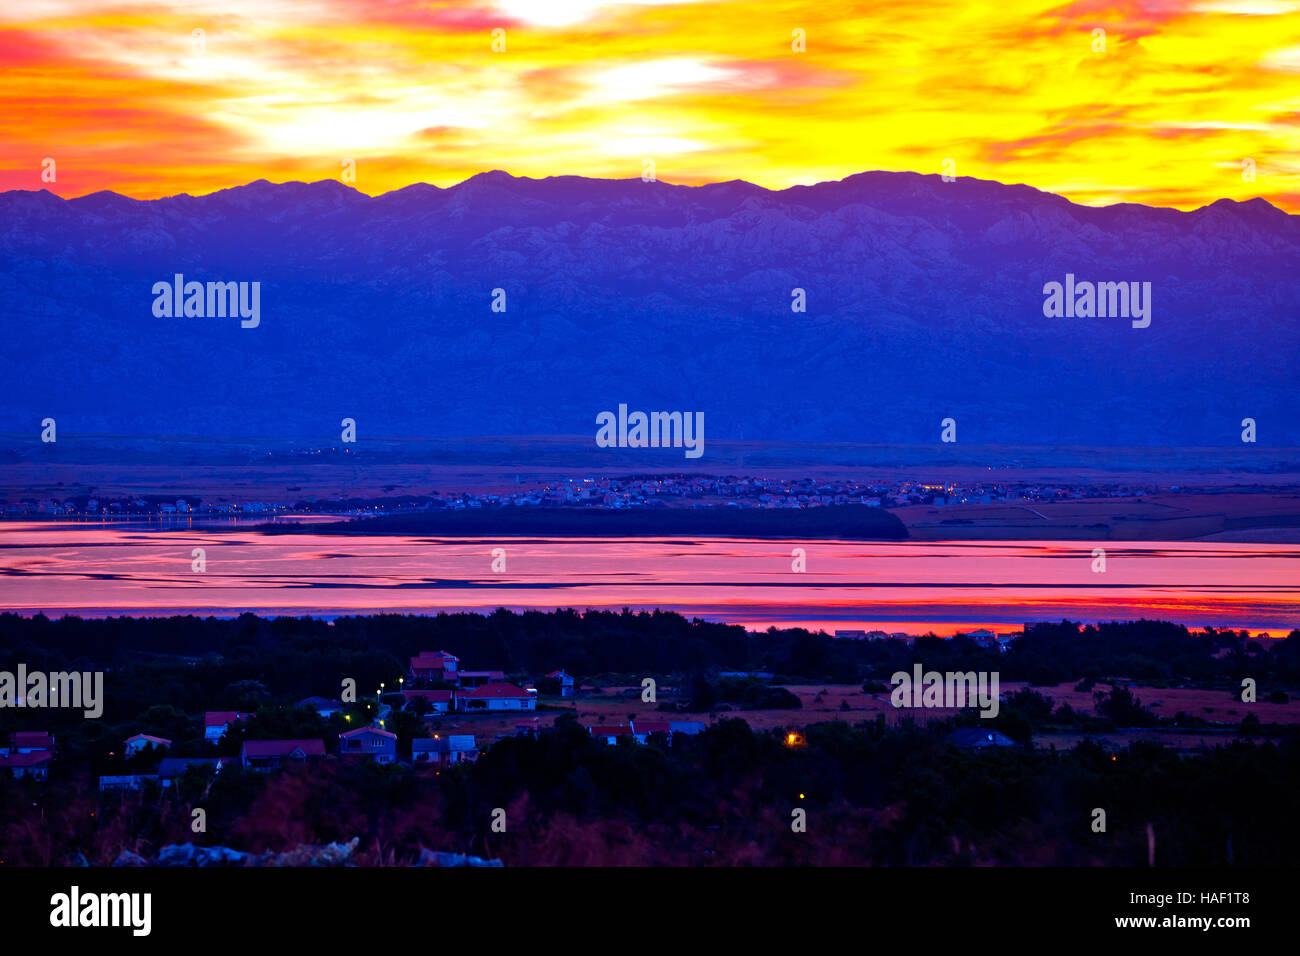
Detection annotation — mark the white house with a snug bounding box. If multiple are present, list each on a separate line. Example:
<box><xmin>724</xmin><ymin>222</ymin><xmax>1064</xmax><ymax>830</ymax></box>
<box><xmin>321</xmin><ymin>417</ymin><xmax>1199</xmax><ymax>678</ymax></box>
<box><xmin>412</xmin><ymin>735</ymin><xmax>477</xmax><ymax>767</ymax></box>
<box><xmin>339</xmin><ymin>726</ymin><xmax>397</xmax><ymax>764</ymax></box>
<box><xmin>456</xmin><ymin>682</ymin><xmax>536</xmax><ymax>712</ymax></box>
<box><xmin>204</xmin><ymin>711</ymin><xmax>250</xmax><ymax>744</ymax></box>
<box><xmin>545</xmin><ymin>669</ymin><xmax>575</xmax><ymax>697</ymax></box>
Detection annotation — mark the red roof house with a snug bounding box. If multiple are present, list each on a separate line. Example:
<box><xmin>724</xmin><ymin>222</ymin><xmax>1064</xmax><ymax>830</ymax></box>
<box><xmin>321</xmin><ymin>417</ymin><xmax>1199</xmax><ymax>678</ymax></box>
<box><xmin>409</xmin><ymin>651</ymin><xmax>459</xmax><ymax>679</ymax></box>
<box><xmin>8</xmin><ymin>731</ymin><xmax>54</xmax><ymax>753</ymax></box>
<box><xmin>588</xmin><ymin>724</ymin><xmax>634</xmax><ymax>745</ymax></box>
<box><xmin>0</xmin><ymin>751</ymin><xmax>53</xmax><ymax>779</ymax></box>
<box><xmin>239</xmin><ymin>738</ymin><xmax>326</xmax><ymax>770</ymax></box>
<box><xmin>456</xmin><ymin>682</ymin><xmax>536</xmax><ymax>712</ymax></box>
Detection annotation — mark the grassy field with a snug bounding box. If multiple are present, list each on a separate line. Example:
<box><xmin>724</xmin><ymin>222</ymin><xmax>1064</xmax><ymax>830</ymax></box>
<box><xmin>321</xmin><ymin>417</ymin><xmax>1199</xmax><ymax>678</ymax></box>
<box><xmin>417</xmin><ymin>680</ymin><xmax>1300</xmax><ymax>750</ymax></box>
<box><xmin>894</xmin><ymin>492</ymin><xmax>1300</xmax><ymax>541</ymax></box>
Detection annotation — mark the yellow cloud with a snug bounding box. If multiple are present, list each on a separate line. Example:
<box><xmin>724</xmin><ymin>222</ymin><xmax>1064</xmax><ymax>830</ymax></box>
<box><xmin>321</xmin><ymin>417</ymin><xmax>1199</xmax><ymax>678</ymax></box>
<box><xmin>0</xmin><ymin>0</ymin><xmax>1296</xmax><ymax>212</ymax></box>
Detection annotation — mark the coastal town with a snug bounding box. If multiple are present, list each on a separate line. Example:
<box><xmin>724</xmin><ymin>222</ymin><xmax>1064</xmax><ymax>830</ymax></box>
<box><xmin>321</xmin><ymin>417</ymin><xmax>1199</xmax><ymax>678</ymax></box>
<box><xmin>0</xmin><ymin>627</ymin><xmax>1036</xmax><ymax>790</ymax></box>
<box><xmin>1</xmin><ymin>473</ymin><xmax>1212</xmax><ymax>519</ymax></box>
<box><xmin>0</xmin><ymin>648</ymin><xmax>716</xmax><ymax>790</ymax></box>
<box><xmin>9</xmin><ymin>621</ymin><xmax>1213</xmax><ymax>794</ymax></box>
<box><xmin>1</xmin><ymin>609</ymin><xmax>1296</xmax><ymax>874</ymax></box>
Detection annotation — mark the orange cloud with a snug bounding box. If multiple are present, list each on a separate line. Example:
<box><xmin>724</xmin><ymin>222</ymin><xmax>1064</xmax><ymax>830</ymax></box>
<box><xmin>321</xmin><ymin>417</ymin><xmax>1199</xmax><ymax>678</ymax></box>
<box><xmin>0</xmin><ymin>0</ymin><xmax>1296</xmax><ymax>211</ymax></box>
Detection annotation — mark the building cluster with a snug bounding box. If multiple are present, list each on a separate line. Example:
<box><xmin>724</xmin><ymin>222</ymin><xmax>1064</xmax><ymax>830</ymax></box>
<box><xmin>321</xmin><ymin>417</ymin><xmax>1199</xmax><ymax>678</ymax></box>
<box><xmin>585</xmin><ymin>720</ymin><xmax>705</xmax><ymax>745</ymax></box>
<box><xmin>0</xmin><ymin>711</ymin><xmax>710</xmax><ymax>785</ymax></box>
<box><xmin>832</xmin><ymin>628</ymin><xmax>1019</xmax><ymax>651</ymax></box>
<box><xmin>2</xmin><ymin>475</ymin><xmax>1200</xmax><ymax>518</ymax></box>
<box><xmin>1</xmin><ymin>648</ymin><xmax>589</xmax><ymax>791</ymax></box>
<box><xmin>92</xmin><ymin>701</ymin><xmax>487</xmax><ymax>791</ymax></box>
<box><xmin>66</xmin><ymin>652</ymin><xmax>578</xmax><ymax>791</ymax></box>
<box><xmin>10</xmin><ymin>635</ymin><xmax>1020</xmax><ymax>793</ymax></box>
<box><xmin>404</xmin><ymin>650</ymin><xmax>576</xmax><ymax>712</ymax></box>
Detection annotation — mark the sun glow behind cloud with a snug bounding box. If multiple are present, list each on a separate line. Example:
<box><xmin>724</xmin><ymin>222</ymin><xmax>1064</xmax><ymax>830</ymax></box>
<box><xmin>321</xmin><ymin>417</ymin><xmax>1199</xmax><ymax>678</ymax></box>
<box><xmin>1</xmin><ymin>0</ymin><xmax>1298</xmax><ymax>210</ymax></box>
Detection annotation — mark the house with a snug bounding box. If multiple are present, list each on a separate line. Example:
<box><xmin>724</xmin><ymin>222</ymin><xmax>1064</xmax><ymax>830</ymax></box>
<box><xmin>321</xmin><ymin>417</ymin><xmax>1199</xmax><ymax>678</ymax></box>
<box><xmin>587</xmin><ymin>720</ymin><xmax>697</xmax><ymax>746</ymax></box>
<box><xmin>402</xmin><ymin>689</ymin><xmax>454</xmax><ymax>715</ymax></box>
<box><xmin>339</xmin><ymin>726</ymin><xmax>397</xmax><ymax>764</ymax></box>
<box><xmin>204</xmin><ymin>711</ymin><xmax>250</xmax><ymax>744</ymax></box>
<box><xmin>124</xmin><ymin>733</ymin><xmax>172</xmax><ymax>757</ymax></box>
<box><xmin>588</xmin><ymin>724</ymin><xmax>634</xmax><ymax>745</ymax></box>
<box><xmin>156</xmin><ymin>757</ymin><xmax>235</xmax><ymax>786</ymax></box>
<box><xmin>239</xmin><ymin>739</ymin><xmax>326</xmax><ymax>770</ymax></box>
<box><xmin>457</xmin><ymin>670</ymin><xmax>505</xmax><ymax>689</ymax></box>
<box><xmin>962</xmin><ymin>629</ymin><xmax>998</xmax><ymax>649</ymax></box>
<box><xmin>297</xmin><ymin>696</ymin><xmax>344</xmax><ymax>718</ymax></box>
<box><xmin>631</xmin><ymin>721</ymin><xmax>672</xmax><ymax>743</ymax></box>
<box><xmin>98</xmin><ymin>774</ymin><xmax>158</xmax><ymax>792</ymax></box>
<box><xmin>456</xmin><ymin>682</ymin><xmax>535</xmax><ymax>712</ymax></box>
<box><xmin>545</xmin><ymin>669</ymin><xmax>575</xmax><ymax>697</ymax></box>
<box><xmin>409</xmin><ymin>650</ymin><xmax>459</xmax><ymax>681</ymax></box>
<box><xmin>945</xmin><ymin>727</ymin><xmax>1017</xmax><ymax>750</ymax></box>
<box><xmin>7</xmin><ymin>731</ymin><xmax>54</xmax><ymax>753</ymax></box>
<box><xmin>412</xmin><ymin>735</ymin><xmax>478</xmax><ymax>767</ymax></box>
<box><xmin>0</xmin><ymin>751</ymin><xmax>52</xmax><ymax>780</ymax></box>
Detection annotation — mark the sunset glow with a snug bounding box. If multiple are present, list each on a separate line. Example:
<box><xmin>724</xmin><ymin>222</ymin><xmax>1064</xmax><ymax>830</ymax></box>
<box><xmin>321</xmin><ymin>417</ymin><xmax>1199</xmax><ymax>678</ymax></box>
<box><xmin>2</xmin><ymin>0</ymin><xmax>1298</xmax><ymax>208</ymax></box>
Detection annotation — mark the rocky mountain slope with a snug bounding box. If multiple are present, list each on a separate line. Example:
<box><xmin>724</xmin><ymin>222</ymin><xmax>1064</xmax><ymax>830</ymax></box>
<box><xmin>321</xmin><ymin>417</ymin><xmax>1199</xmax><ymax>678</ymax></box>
<box><xmin>1</xmin><ymin>171</ymin><xmax>1295</xmax><ymax>446</ymax></box>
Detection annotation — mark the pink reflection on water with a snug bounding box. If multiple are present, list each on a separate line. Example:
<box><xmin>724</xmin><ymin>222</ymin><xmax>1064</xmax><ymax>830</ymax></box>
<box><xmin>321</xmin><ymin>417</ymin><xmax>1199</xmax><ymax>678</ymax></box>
<box><xmin>0</xmin><ymin>524</ymin><xmax>1297</xmax><ymax>634</ymax></box>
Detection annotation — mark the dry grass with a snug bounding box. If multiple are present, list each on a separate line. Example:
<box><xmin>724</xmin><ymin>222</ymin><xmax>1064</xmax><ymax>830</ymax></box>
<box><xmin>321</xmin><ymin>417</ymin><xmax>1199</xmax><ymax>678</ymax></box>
<box><xmin>430</xmin><ymin>680</ymin><xmax>1300</xmax><ymax>749</ymax></box>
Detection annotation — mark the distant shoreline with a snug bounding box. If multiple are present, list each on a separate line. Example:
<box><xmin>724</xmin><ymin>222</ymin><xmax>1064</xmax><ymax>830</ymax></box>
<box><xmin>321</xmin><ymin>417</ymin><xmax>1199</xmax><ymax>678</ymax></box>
<box><xmin>252</xmin><ymin>503</ymin><xmax>910</xmax><ymax>540</ymax></box>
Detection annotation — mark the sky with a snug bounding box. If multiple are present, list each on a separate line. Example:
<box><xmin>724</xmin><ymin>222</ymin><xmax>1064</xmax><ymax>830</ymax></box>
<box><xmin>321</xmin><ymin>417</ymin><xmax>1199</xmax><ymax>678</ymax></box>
<box><xmin>1</xmin><ymin>0</ymin><xmax>1298</xmax><ymax>210</ymax></box>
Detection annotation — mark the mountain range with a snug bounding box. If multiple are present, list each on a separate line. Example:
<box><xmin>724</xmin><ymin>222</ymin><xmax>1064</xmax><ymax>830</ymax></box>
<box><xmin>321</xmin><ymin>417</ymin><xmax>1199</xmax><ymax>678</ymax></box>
<box><xmin>1</xmin><ymin>170</ymin><xmax>1296</xmax><ymax>447</ymax></box>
